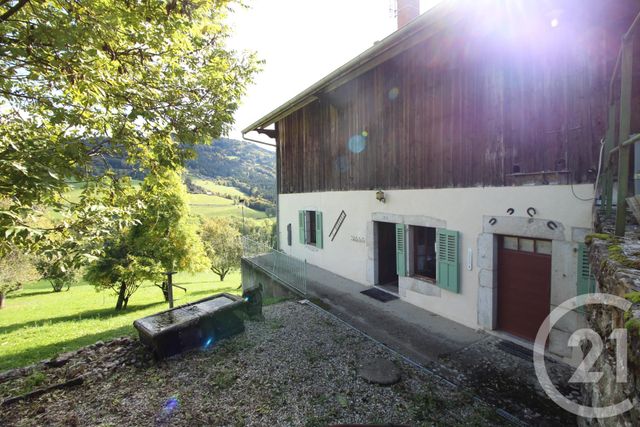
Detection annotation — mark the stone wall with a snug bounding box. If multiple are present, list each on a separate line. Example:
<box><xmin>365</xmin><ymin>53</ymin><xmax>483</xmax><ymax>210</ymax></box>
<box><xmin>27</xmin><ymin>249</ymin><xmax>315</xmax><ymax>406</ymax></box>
<box><xmin>582</xmin><ymin>221</ymin><xmax>640</xmax><ymax>426</ymax></box>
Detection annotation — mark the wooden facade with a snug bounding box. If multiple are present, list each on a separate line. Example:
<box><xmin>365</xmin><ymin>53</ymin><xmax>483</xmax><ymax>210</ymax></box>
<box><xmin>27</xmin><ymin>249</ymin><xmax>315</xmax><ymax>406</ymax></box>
<box><xmin>276</xmin><ymin>2</ymin><xmax>640</xmax><ymax>195</ymax></box>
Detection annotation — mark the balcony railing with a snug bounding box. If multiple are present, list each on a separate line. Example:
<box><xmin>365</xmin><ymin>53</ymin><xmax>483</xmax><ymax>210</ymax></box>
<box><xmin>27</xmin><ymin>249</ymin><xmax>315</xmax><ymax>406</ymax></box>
<box><xmin>241</xmin><ymin>237</ymin><xmax>308</xmax><ymax>295</ymax></box>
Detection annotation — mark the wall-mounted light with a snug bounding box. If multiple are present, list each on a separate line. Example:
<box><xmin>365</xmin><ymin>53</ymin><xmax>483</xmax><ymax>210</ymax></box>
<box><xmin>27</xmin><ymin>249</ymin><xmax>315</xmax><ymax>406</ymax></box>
<box><xmin>376</xmin><ymin>190</ymin><xmax>386</xmax><ymax>203</ymax></box>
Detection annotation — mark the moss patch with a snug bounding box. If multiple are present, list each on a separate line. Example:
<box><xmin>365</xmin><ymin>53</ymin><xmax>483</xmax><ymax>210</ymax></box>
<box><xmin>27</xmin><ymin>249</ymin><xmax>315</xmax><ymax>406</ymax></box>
<box><xmin>585</xmin><ymin>233</ymin><xmax>615</xmax><ymax>245</ymax></box>
<box><xmin>625</xmin><ymin>291</ymin><xmax>640</xmax><ymax>305</ymax></box>
<box><xmin>607</xmin><ymin>245</ymin><xmax>640</xmax><ymax>269</ymax></box>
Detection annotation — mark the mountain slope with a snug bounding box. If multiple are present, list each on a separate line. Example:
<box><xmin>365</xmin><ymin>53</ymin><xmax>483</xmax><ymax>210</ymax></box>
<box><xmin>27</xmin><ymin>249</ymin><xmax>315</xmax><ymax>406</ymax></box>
<box><xmin>187</xmin><ymin>138</ymin><xmax>276</xmax><ymax>201</ymax></box>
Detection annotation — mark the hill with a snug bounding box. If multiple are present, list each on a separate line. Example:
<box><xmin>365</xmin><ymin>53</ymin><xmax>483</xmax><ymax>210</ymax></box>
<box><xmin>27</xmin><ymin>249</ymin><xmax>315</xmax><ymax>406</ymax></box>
<box><xmin>99</xmin><ymin>137</ymin><xmax>276</xmax><ymax>204</ymax></box>
<box><xmin>187</xmin><ymin>138</ymin><xmax>276</xmax><ymax>202</ymax></box>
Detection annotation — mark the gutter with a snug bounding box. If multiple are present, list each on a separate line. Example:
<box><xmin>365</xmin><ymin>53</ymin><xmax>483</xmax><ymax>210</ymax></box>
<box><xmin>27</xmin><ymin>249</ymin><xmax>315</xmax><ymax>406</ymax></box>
<box><xmin>241</xmin><ymin>132</ymin><xmax>276</xmax><ymax>148</ymax></box>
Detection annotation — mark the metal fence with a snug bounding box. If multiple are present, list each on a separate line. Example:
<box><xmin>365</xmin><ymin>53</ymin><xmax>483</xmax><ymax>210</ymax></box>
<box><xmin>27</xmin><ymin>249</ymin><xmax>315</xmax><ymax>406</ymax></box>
<box><xmin>241</xmin><ymin>237</ymin><xmax>308</xmax><ymax>295</ymax></box>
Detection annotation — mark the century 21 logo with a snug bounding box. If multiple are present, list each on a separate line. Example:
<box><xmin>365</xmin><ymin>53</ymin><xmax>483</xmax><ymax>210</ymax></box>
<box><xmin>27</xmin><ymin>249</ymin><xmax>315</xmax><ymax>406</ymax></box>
<box><xmin>568</xmin><ymin>327</ymin><xmax>627</xmax><ymax>384</ymax></box>
<box><xmin>534</xmin><ymin>294</ymin><xmax>633</xmax><ymax>418</ymax></box>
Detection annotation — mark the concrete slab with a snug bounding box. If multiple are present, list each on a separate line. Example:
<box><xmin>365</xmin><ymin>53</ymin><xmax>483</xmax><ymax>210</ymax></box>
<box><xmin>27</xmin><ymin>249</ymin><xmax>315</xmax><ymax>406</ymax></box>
<box><xmin>304</xmin><ymin>262</ymin><xmax>483</xmax><ymax>362</ymax></box>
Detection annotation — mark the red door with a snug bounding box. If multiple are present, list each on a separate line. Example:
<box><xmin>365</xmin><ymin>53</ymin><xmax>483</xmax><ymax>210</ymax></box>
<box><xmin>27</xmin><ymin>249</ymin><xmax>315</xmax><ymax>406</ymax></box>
<box><xmin>497</xmin><ymin>236</ymin><xmax>552</xmax><ymax>342</ymax></box>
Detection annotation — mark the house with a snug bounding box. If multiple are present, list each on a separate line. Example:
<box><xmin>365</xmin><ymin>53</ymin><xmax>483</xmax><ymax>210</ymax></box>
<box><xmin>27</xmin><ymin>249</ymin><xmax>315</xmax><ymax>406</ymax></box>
<box><xmin>242</xmin><ymin>0</ymin><xmax>640</xmax><ymax>363</ymax></box>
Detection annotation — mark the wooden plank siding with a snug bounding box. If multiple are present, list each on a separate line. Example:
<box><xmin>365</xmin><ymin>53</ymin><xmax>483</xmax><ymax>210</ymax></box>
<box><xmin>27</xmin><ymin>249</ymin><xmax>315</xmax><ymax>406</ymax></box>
<box><xmin>276</xmin><ymin>5</ymin><xmax>639</xmax><ymax>195</ymax></box>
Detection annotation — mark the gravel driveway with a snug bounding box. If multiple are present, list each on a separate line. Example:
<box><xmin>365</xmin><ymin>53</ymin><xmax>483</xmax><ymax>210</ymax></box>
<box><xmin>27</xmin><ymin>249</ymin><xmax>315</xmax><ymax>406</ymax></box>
<box><xmin>2</xmin><ymin>301</ymin><xmax>507</xmax><ymax>426</ymax></box>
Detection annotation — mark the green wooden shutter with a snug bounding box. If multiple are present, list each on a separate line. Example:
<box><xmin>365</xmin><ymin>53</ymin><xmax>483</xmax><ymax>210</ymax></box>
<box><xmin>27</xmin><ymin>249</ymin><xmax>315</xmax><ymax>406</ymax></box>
<box><xmin>298</xmin><ymin>211</ymin><xmax>305</xmax><ymax>244</ymax></box>
<box><xmin>315</xmin><ymin>212</ymin><xmax>323</xmax><ymax>249</ymax></box>
<box><xmin>436</xmin><ymin>229</ymin><xmax>460</xmax><ymax>293</ymax></box>
<box><xmin>577</xmin><ymin>243</ymin><xmax>596</xmax><ymax>295</ymax></box>
<box><xmin>395</xmin><ymin>224</ymin><xmax>406</xmax><ymax>277</ymax></box>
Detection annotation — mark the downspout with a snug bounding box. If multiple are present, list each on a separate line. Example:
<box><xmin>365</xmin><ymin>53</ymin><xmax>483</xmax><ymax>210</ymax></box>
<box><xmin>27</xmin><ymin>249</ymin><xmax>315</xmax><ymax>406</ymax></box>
<box><xmin>241</xmin><ymin>131</ymin><xmax>278</xmax><ymax>249</ymax></box>
<box><xmin>241</xmin><ymin>132</ymin><xmax>276</xmax><ymax>148</ymax></box>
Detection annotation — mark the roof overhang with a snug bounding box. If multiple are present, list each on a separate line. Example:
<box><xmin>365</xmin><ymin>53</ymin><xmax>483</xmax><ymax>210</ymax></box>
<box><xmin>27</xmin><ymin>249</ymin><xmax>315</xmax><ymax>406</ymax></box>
<box><xmin>241</xmin><ymin>0</ymin><xmax>460</xmax><ymax>136</ymax></box>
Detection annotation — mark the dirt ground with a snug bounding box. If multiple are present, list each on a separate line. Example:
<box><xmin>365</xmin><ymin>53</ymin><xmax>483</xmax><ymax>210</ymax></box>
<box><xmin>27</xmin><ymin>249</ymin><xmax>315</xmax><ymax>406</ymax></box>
<box><xmin>1</xmin><ymin>301</ymin><xmax>508</xmax><ymax>426</ymax></box>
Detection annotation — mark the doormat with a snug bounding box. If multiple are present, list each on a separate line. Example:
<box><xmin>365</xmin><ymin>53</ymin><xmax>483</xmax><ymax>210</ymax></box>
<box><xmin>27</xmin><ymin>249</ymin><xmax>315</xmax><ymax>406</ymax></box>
<box><xmin>360</xmin><ymin>288</ymin><xmax>399</xmax><ymax>303</ymax></box>
<box><xmin>497</xmin><ymin>340</ymin><xmax>533</xmax><ymax>361</ymax></box>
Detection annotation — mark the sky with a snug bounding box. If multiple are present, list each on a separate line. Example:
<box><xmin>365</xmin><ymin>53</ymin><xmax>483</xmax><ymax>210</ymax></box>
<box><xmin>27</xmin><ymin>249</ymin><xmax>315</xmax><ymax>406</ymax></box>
<box><xmin>226</xmin><ymin>0</ymin><xmax>443</xmax><ymax>145</ymax></box>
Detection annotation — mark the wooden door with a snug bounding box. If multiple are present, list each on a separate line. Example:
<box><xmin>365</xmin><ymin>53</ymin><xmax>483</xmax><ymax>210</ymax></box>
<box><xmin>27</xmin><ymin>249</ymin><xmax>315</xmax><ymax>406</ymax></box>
<box><xmin>497</xmin><ymin>236</ymin><xmax>552</xmax><ymax>342</ymax></box>
<box><xmin>377</xmin><ymin>222</ymin><xmax>398</xmax><ymax>285</ymax></box>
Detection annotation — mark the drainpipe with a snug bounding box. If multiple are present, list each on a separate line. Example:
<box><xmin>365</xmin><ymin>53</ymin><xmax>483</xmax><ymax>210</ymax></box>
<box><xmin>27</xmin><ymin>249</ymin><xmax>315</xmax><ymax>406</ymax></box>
<box><xmin>241</xmin><ymin>132</ymin><xmax>276</xmax><ymax>148</ymax></box>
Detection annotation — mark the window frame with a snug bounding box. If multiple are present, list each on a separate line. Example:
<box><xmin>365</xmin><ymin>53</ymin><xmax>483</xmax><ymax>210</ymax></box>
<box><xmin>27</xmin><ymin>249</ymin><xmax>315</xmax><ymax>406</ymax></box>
<box><xmin>306</xmin><ymin>210</ymin><xmax>317</xmax><ymax>245</ymax></box>
<box><xmin>408</xmin><ymin>225</ymin><xmax>437</xmax><ymax>282</ymax></box>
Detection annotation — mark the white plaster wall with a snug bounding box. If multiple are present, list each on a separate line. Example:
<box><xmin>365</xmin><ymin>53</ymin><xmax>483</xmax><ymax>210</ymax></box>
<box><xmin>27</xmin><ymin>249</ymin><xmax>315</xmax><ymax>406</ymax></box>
<box><xmin>277</xmin><ymin>184</ymin><xmax>593</xmax><ymax>329</ymax></box>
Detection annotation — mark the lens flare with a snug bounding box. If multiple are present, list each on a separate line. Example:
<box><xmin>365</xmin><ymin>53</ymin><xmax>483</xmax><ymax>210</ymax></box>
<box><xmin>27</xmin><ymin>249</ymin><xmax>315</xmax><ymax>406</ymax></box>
<box><xmin>163</xmin><ymin>397</ymin><xmax>179</xmax><ymax>415</ymax></box>
<box><xmin>388</xmin><ymin>87</ymin><xmax>400</xmax><ymax>100</ymax></box>
<box><xmin>550</xmin><ymin>18</ymin><xmax>559</xmax><ymax>28</ymax></box>
<box><xmin>203</xmin><ymin>337</ymin><xmax>214</xmax><ymax>349</ymax></box>
<box><xmin>347</xmin><ymin>134</ymin><xmax>366</xmax><ymax>153</ymax></box>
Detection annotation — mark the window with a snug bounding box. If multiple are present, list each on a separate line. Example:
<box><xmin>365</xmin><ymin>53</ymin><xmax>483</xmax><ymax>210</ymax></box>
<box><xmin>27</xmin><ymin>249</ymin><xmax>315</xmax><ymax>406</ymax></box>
<box><xmin>396</xmin><ymin>225</ymin><xmax>460</xmax><ymax>293</ymax></box>
<box><xmin>502</xmin><ymin>236</ymin><xmax>552</xmax><ymax>255</ymax></box>
<box><xmin>306</xmin><ymin>211</ymin><xmax>317</xmax><ymax>245</ymax></box>
<box><xmin>411</xmin><ymin>226</ymin><xmax>436</xmax><ymax>280</ymax></box>
<box><xmin>299</xmin><ymin>210</ymin><xmax>323</xmax><ymax>248</ymax></box>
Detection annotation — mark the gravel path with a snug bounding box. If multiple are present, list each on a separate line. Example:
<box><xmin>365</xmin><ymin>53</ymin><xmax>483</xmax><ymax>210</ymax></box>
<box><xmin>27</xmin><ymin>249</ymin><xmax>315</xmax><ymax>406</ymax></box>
<box><xmin>2</xmin><ymin>301</ymin><xmax>507</xmax><ymax>426</ymax></box>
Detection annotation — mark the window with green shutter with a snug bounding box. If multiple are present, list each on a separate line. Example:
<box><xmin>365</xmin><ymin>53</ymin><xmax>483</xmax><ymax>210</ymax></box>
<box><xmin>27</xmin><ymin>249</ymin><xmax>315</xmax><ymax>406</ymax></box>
<box><xmin>396</xmin><ymin>223</ymin><xmax>406</xmax><ymax>277</ymax></box>
<box><xmin>577</xmin><ymin>242</ymin><xmax>596</xmax><ymax>296</ymax></box>
<box><xmin>436</xmin><ymin>229</ymin><xmax>460</xmax><ymax>293</ymax></box>
<box><xmin>300</xmin><ymin>210</ymin><xmax>323</xmax><ymax>249</ymax></box>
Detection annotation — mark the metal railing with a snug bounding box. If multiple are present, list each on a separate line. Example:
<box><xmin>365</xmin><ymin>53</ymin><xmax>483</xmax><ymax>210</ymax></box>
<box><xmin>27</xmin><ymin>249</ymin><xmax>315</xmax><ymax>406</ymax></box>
<box><xmin>241</xmin><ymin>237</ymin><xmax>308</xmax><ymax>295</ymax></box>
<box><xmin>601</xmin><ymin>11</ymin><xmax>640</xmax><ymax>236</ymax></box>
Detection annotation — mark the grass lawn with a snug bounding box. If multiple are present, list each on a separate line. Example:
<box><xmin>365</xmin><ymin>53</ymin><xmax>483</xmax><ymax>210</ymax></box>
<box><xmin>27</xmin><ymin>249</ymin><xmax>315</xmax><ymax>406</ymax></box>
<box><xmin>0</xmin><ymin>270</ymin><xmax>242</xmax><ymax>371</ymax></box>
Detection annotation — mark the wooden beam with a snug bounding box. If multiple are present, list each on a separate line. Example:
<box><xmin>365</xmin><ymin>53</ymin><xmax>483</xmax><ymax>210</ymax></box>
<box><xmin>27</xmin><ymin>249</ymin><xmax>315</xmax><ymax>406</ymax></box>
<box><xmin>615</xmin><ymin>39</ymin><xmax>634</xmax><ymax>236</ymax></box>
<box><xmin>256</xmin><ymin>128</ymin><xmax>277</xmax><ymax>139</ymax></box>
<box><xmin>604</xmin><ymin>103</ymin><xmax>617</xmax><ymax>215</ymax></box>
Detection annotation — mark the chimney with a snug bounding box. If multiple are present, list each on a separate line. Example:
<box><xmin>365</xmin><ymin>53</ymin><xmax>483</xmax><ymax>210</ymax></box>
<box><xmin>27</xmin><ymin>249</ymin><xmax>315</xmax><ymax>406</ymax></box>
<box><xmin>397</xmin><ymin>0</ymin><xmax>420</xmax><ymax>29</ymax></box>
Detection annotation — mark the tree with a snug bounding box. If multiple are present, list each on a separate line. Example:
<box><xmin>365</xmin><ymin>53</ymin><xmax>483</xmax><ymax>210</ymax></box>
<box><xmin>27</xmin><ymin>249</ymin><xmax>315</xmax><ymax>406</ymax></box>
<box><xmin>201</xmin><ymin>218</ymin><xmax>242</xmax><ymax>281</ymax></box>
<box><xmin>85</xmin><ymin>237</ymin><xmax>162</xmax><ymax>310</ymax></box>
<box><xmin>131</xmin><ymin>170</ymin><xmax>209</xmax><ymax>300</ymax></box>
<box><xmin>0</xmin><ymin>0</ymin><xmax>258</xmax><ymax>260</ymax></box>
<box><xmin>0</xmin><ymin>247</ymin><xmax>39</xmax><ymax>308</ymax></box>
<box><xmin>85</xmin><ymin>170</ymin><xmax>208</xmax><ymax>308</ymax></box>
<box><xmin>35</xmin><ymin>256</ymin><xmax>78</xmax><ymax>292</ymax></box>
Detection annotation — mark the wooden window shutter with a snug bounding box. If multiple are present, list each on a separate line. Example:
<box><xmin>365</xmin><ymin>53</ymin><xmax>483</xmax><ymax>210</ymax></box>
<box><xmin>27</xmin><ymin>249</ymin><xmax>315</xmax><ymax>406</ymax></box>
<box><xmin>395</xmin><ymin>224</ymin><xmax>406</xmax><ymax>277</ymax></box>
<box><xmin>298</xmin><ymin>211</ymin><xmax>305</xmax><ymax>244</ymax></box>
<box><xmin>436</xmin><ymin>229</ymin><xmax>460</xmax><ymax>293</ymax></box>
<box><xmin>315</xmin><ymin>212</ymin><xmax>323</xmax><ymax>249</ymax></box>
<box><xmin>577</xmin><ymin>243</ymin><xmax>596</xmax><ymax>295</ymax></box>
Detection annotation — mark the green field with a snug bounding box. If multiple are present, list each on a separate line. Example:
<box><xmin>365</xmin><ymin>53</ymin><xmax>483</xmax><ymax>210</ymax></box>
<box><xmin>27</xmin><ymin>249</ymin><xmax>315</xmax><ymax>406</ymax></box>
<box><xmin>190</xmin><ymin>176</ymin><xmax>246</xmax><ymax>198</ymax></box>
<box><xmin>55</xmin><ymin>178</ymin><xmax>270</xmax><ymax>221</ymax></box>
<box><xmin>0</xmin><ymin>271</ymin><xmax>241</xmax><ymax>371</ymax></box>
<box><xmin>187</xmin><ymin>193</ymin><xmax>235</xmax><ymax>205</ymax></box>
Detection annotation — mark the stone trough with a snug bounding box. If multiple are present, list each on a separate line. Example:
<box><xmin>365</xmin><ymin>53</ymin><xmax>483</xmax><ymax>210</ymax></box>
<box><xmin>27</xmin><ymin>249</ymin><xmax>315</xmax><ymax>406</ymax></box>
<box><xmin>133</xmin><ymin>293</ymin><xmax>247</xmax><ymax>358</ymax></box>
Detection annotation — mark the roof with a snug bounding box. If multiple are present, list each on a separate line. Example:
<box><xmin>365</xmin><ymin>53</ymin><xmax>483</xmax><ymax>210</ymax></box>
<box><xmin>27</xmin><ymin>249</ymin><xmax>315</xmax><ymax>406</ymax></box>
<box><xmin>241</xmin><ymin>0</ymin><xmax>460</xmax><ymax>135</ymax></box>
<box><xmin>242</xmin><ymin>0</ymin><xmax>638</xmax><ymax>136</ymax></box>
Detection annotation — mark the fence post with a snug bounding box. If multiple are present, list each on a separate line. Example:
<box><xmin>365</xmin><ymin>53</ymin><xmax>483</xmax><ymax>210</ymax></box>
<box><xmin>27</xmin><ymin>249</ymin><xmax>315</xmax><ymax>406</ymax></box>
<box><xmin>615</xmin><ymin>38</ymin><xmax>634</xmax><ymax>236</ymax></box>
